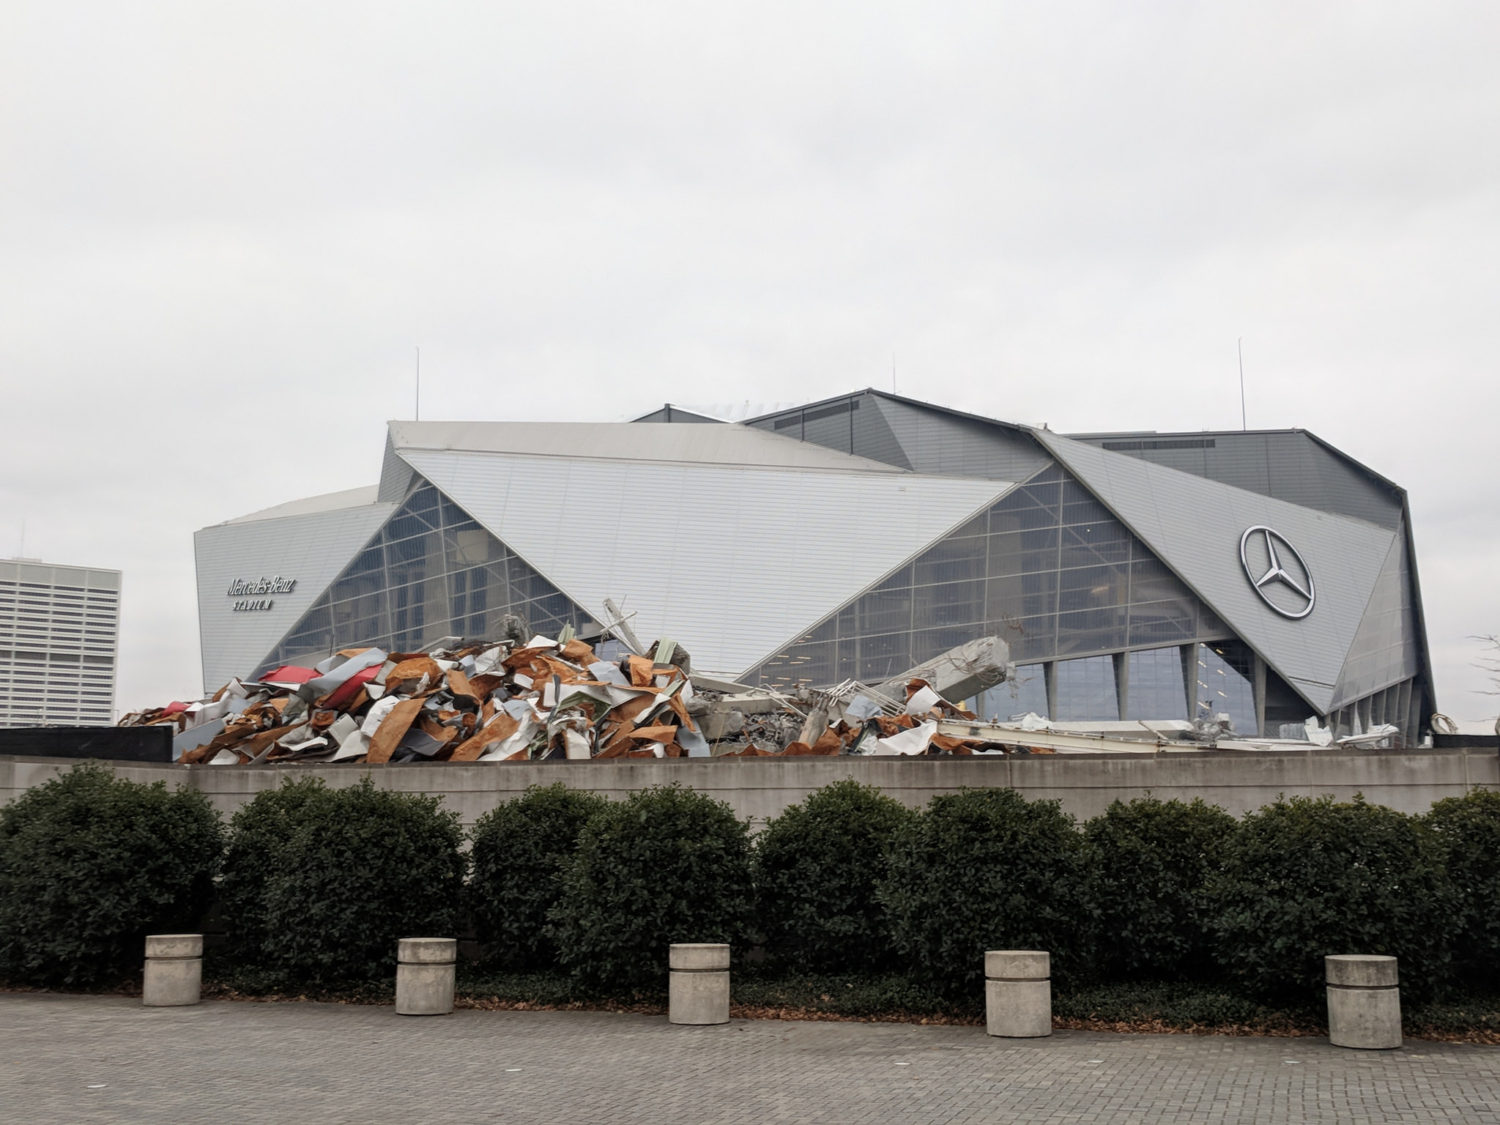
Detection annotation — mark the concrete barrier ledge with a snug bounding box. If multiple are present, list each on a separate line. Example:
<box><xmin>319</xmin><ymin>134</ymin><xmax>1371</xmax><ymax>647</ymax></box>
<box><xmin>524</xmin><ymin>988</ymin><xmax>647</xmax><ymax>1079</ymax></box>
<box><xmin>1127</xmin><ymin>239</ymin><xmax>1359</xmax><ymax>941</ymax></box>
<box><xmin>4</xmin><ymin>748</ymin><xmax>1496</xmax><ymax>828</ymax></box>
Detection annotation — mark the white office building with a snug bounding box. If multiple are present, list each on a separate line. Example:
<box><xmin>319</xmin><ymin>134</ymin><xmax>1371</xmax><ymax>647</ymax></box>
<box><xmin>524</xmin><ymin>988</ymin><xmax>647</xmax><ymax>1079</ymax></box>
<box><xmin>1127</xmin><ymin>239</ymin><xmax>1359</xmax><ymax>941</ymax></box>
<box><xmin>0</xmin><ymin>558</ymin><xmax>122</xmax><ymax>727</ymax></box>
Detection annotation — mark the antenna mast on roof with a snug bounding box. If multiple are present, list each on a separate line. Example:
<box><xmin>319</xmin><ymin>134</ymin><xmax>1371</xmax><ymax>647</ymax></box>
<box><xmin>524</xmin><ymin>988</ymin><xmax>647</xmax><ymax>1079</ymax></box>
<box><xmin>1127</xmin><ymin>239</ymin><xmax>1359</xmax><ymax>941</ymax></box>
<box><xmin>1237</xmin><ymin>337</ymin><xmax>1247</xmax><ymax>431</ymax></box>
<box><xmin>415</xmin><ymin>346</ymin><xmax>421</xmax><ymax>421</ymax></box>
<box><xmin>892</xmin><ymin>353</ymin><xmax>896</xmax><ymax>394</ymax></box>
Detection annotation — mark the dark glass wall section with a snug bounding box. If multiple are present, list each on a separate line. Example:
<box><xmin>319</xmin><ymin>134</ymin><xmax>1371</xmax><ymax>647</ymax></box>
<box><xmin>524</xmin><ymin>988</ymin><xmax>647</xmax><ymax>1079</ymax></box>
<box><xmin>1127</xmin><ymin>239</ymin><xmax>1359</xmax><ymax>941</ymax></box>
<box><xmin>1193</xmin><ymin>641</ymin><xmax>1257</xmax><ymax>735</ymax></box>
<box><xmin>1125</xmin><ymin>647</ymin><xmax>1189</xmax><ymax>720</ymax></box>
<box><xmin>1053</xmin><ymin>655</ymin><xmax>1119</xmax><ymax>721</ymax></box>
<box><xmin>974</xmin><ymin>666</ymin><xmax>1050</xmax><ymax>720</ymax></box>
<box><xmin>749</xmin><ymin>464</ymin><xmax>1230</xmax><ymax>693</ymax></box>
<box><xmin>260</xmin><ymin>480</ymin><xmax>595</xmax><ymax>673</ymax></box>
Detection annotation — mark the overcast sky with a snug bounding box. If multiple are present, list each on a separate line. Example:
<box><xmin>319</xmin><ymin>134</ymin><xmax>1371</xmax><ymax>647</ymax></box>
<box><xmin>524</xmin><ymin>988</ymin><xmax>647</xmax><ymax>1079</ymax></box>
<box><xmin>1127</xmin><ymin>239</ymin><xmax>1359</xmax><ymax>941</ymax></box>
<box><xmin>3</xmin><ymin>2</ymin><xmax>1497</xmax><ymax>724</ymax></box>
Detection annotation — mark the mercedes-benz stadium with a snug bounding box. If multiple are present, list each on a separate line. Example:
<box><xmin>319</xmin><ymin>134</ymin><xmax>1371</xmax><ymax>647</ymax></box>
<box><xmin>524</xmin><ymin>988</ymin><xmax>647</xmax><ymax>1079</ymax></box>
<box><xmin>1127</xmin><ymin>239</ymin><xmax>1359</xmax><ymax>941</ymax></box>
<box><xmin>195</xmin><ymin>390</ymin><xmax>1433</xmax><ymax>742</ymax></box>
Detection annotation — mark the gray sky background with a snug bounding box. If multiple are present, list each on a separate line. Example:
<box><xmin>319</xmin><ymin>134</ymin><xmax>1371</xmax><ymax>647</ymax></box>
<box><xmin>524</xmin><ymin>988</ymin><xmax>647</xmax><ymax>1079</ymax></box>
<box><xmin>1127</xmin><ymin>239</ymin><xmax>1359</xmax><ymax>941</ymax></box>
<box><xmin>3</xmin><ymin>2</ymin><xmax>1497</xmax><ymax>723</ymax></box>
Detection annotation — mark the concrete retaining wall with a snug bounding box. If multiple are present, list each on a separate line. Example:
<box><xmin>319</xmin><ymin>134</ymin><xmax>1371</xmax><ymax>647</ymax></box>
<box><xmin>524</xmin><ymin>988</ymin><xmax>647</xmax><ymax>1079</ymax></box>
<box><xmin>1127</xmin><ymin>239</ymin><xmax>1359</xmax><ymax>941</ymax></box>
<box><xmin>2</xmin><ymin>749</ymin><xmax>1495</xmax><ymax>827</ymax></box>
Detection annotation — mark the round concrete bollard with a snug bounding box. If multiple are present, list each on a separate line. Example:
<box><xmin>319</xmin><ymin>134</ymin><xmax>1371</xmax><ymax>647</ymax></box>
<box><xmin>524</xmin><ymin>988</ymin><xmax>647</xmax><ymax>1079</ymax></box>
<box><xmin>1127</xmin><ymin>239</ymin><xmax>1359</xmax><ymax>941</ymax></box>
<box><xmin>669</xmin><ymin>943</ymin><xmax>730</xmax><ymax>1026</ymax></box>
<box><xmin>396</xmin><ymin>938</ymin><xmax>457</xmax><ymax>1016</ymax></box>
<box><xmin>1326</xmin><ymin>955</ymin><xmax>1401</xmax><ymax>1049</ymax></box>
<box><xmin>143</xmin><ymin>934</ymin><xmax>203</xmax><ymax>1007</ymax></box>
<box><xmin>985</xmin><ymin>950</ymin><xmax>1051</xmax><ymax>1038</ymax></box>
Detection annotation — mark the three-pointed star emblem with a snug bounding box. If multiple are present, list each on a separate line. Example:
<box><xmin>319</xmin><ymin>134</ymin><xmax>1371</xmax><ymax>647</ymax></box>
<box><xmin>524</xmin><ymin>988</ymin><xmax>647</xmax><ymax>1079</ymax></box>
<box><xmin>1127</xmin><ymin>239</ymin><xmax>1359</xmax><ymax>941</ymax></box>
<box><xmin>1239</xmin><ymin>526</ymin><xmax>1315</xmax><ymax>619</ymax></box>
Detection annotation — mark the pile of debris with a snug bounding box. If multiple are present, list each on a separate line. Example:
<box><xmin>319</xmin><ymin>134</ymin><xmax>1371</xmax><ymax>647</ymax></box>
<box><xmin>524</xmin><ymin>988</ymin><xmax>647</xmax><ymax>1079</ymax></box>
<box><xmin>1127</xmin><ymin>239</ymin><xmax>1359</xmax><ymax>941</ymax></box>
<box><xmin>119</xmin><ymin>631</ymin><xmax>1020</xmax><ymax>764</ymax></box>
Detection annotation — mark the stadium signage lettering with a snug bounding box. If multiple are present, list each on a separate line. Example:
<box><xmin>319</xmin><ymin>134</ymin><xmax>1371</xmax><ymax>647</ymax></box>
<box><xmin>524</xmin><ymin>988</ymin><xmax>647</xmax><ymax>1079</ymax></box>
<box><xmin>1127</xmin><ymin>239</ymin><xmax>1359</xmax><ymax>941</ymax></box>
<box><xmin>227</xmin><ymin>576</ymin><xmax>297</xmax><ymax>612</ymax></box>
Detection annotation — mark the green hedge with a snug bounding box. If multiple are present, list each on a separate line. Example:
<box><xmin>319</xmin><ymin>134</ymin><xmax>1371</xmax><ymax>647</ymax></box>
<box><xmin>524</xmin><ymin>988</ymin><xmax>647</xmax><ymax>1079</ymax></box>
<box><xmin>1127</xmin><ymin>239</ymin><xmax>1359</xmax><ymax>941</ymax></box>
<box><xmin>878</xmin><ymin>788</ymin><xmax>1088</xmax><ymax>998</ymax></box>
<box><xmin>755</xmin><ymin>779</ymin><xmax>915</xmax><ymax>973</ymax></box>
<box><xmin>219</xmin><ymin>777</ymin><xmax>465</xmax><ymax>988</ymax></box>
<box><xmin>0</xmin><ymin>763</ymin><xmax>223</xmax><ymax>988</ymax></box>
<box><xmin>217</xmin><ymin>775</ymin><xmax>332</xmax><ymax>967</ymax></box>
<box><xmin>1083</xmin><ymin>796</ymin><xmax>1236</xmax><ymax>981</ymax></box>
<box><xmin>1425</xmin><ymin>788</ymin><xmax>1500</xmax><ymax>991</ymax></box>
<box><xmin>469</xmin><ymin>783</ymin><xmax>611</xmax><ymax>970</ymax></box>
<box><xmin>1208</xmin><ymin>794</ymin><xmax>1453</xmax><ymax>1006</ymax></box>
<box><xmin>550</xmin><ymin>784</ymin><xmax>754</xmax><ymax>992</ymax></box>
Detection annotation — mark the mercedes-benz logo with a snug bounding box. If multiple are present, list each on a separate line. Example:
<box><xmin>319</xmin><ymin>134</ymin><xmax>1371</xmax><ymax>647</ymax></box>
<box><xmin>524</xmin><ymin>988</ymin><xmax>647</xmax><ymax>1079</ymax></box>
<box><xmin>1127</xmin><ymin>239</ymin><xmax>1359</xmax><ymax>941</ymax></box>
<box><xmin>1239</xmin><ymin>526</ymin><xmax>1315</xmax><ymax>619</ymax></box>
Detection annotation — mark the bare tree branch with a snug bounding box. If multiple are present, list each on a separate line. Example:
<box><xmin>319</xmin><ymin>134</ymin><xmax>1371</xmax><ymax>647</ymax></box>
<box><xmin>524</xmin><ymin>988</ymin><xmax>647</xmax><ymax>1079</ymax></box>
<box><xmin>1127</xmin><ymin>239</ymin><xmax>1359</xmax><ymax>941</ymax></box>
<box><xmin>1472</xmin><ymin>634</ymin><xmax>1500</xmax><ymax>696</ymax></box>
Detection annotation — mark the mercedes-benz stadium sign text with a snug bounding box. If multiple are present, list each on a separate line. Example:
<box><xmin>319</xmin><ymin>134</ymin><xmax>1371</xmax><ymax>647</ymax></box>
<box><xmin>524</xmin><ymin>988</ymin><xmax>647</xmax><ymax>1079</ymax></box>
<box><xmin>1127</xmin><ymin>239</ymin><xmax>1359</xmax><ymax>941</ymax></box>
<box><xmin>227</xmin><ymin>576</ymin><xmax>297</xmax><ymax>612</ymax></box>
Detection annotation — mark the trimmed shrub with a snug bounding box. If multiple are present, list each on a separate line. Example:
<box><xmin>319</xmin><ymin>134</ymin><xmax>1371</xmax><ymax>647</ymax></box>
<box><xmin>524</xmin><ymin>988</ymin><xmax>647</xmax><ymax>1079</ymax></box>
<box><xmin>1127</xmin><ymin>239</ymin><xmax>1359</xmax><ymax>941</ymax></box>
<box><xmin>876</xmin><ymin>788</ymin><xmax>1088</xmax><ymax>998</ymax></box>
<box><xmin>220</xmin><ymin>777</ymin><xmax>465</xmax><ymax>988</ymax></box>
<box><xmin>1208</xmin><ymin>795</ymin><xmax>1453</xmax><ymax>1006</ymax></box>
<box><xmin>1083</xmin><ymin>796</ymin><xmax>1236</xmax><ymax>981</ymax></box>
<box><xmin>469</xmin><ymin>783</ymin><xmax>611</xmax><ymax>970</ymax></box>
<box><xmin>0</xmin><ymin>762</ymin><xmax>223</xmax><ymax>988</ymax></box>
<box><xmin>217</xmin><ymin>775</ymin><xmax>333</xmax><ymax>965</ymax></box>
<box><xmin>550</xmin><ymin>784</ymin><xmax>753</xmax><ymax>992</ymax></box>
<box><xmin>755</xmin><ymin>779</ymin><xmax>915</xmax><ymax>973</ymax></box>
<box><xmin>1425</xmin><ymin>788</ymin><xmax>1500</xmax><ymax>990</ymax></box>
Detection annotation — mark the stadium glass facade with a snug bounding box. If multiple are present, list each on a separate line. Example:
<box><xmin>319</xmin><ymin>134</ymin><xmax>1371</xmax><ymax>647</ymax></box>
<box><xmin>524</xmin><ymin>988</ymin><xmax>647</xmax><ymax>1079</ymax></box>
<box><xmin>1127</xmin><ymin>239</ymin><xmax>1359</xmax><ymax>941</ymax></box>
<box><xmin>747</xmin><ymin>462</ymin><xmax>1296</xmax><ymax>735</ymax></box>
<box><xmin>263</xmin><ymin>482</ymin><xmax>594</xmax><ymax>673</ymax></box>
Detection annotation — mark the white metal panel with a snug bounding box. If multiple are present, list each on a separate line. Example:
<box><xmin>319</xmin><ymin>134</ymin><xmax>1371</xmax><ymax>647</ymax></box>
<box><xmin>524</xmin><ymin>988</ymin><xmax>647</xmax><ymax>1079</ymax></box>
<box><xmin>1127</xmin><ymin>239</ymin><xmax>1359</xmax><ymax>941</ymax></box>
<box><xmin>195</xmin><ymin>500</ymin><xmax>394</xmax><ymax>690</ymax></box>
<box><xmin>1035</xmin><ymin>432</ymin><xmax>1397</xmax><ymax>713</ymax></box>
<box><xmin>220</xmin><ymin>486</ymin><xmax>381</xmax><ymax>525</ymax></box>
<box><xmin>399</xmin><ymin>448</ymin><xmax>1010</xmax><ymax>677</ymax></box>
<box><xmin>388</xmin><ymin>420</ymin><xmax>908</xmax><ymax>473</ymax></box>
<box><xmin>1330</xmin><ymin>529</ymin><xmax>1420</xmax><ymax>709</ymax></box>
<box><xmin>377</xmin><ymin>430</ymin><xmax>414</xmax><ymax>502</ymax></box>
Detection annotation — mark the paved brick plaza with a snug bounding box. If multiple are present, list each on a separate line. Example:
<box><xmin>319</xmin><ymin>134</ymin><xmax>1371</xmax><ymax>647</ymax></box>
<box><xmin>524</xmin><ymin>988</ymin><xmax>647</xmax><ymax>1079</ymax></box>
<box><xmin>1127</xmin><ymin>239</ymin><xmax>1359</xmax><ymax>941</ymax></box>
<box><xmin>2</xmin><ymin>993</ymin><xmax>1497</xmax><ymax>1123</ymax></box>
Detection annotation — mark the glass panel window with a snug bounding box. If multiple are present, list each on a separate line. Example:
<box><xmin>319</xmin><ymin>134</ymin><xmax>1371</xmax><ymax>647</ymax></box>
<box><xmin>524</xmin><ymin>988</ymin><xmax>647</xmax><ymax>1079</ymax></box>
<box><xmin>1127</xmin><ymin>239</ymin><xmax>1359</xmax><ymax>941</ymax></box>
<box><xmin>914</xmin><ymin>536</ymin><xmax>987</xmax><ymax>586</ymax></box>
<box><xmin>1054</xmin><ymin>655</ymin><xmax>1119</xmax><ymax>721</ymax></box>
<box><xmin>1128</xmin><ymin>600</ymin><xmax>1197</xmax><ymax>647</ymax></box>
<box><xmin>1195</xmin><ymin>642</ymin><xmax>1257</xmax><ymax>735</ymax></box>
<box><xmin>857</xmin><ymin>588</ymin><xmax>912</xmax><ymax>635</ymax></box>
<box><xmin>402</xmin><ymin>485</ymin><xmax>442</xmax><ymax>530</ymax></box>
<box><xmin>1003</xmin><ymin>614</ymin><xmax>1056</xmax><ymax>662</ymax></box>
<box><xmin>259</xmin><ymin>475</ymin><xmax>594</xmax><ymax>675</ymax></box>
<box><xmin>988</xmin><ymin>528</ymin><xmax>1058</xmax><ymax>575</ymax></box>
<box><xmin>1060</xmin><ymin>523</ymin><xmax>1130</xmax><ymax>568</ymax></box>
<box><xmin>1055</xmin><ymin>607</ymin><xmax>1127</xmax><ymax>656</ymax></box>
<box><xmin>914</xmin><ymin>579</ymin><xmax>984</xmax><ymax>627</ymax></box>
<box><xmin>975</xmin><ymin>665</ymin><xmax>1049</xmax><ymax>721</ymax></box>
<box><xmin>855</xmin><ymin>632</ymin><xmax>910</xmax><ymax>682</ymax></box>
<box><xmin>1125</xmin><ymin>647</ymin><xmax>1188</xmax><ymax>720</ymax></box>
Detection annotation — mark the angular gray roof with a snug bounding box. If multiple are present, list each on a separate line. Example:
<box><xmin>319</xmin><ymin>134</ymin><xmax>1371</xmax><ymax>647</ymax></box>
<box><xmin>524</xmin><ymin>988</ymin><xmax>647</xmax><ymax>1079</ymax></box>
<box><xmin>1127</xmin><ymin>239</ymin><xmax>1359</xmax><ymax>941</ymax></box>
<box><xmin>1034</xmin><ymin>430</ymin><xmax>1399</xmax><ymax>713</ymax></box>
<box><xmin>386</xmin><ymin>420</ymin><xmax>907</xmax><ymax>473</ymax></box>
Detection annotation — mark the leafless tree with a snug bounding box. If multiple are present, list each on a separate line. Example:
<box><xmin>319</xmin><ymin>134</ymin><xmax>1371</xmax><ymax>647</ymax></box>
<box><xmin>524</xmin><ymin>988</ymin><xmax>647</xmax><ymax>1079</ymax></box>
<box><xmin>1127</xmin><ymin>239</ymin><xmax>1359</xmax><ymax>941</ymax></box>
<box><xmin>1476</xmin><ymin>634</ymin><xmax>1500</xmax><ymax>696</ymax></box>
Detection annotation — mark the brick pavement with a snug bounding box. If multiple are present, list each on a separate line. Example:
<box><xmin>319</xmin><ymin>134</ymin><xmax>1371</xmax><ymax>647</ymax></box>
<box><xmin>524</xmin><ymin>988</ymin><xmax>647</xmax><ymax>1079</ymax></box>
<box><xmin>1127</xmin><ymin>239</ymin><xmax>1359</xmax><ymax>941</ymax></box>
<box><xmin>1</xmin><ymin>993</ymin><xmax>1497</xmax><ymax>1124</ymax></box>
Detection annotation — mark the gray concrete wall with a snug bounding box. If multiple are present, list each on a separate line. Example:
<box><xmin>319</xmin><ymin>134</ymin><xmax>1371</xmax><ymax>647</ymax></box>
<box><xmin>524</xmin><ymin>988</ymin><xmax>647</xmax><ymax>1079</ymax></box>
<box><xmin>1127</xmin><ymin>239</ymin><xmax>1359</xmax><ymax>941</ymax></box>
<box><xmin>2</xmin><ymin>749</ymin><xmax>1496</xmax><ymax>828</ymax></box>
